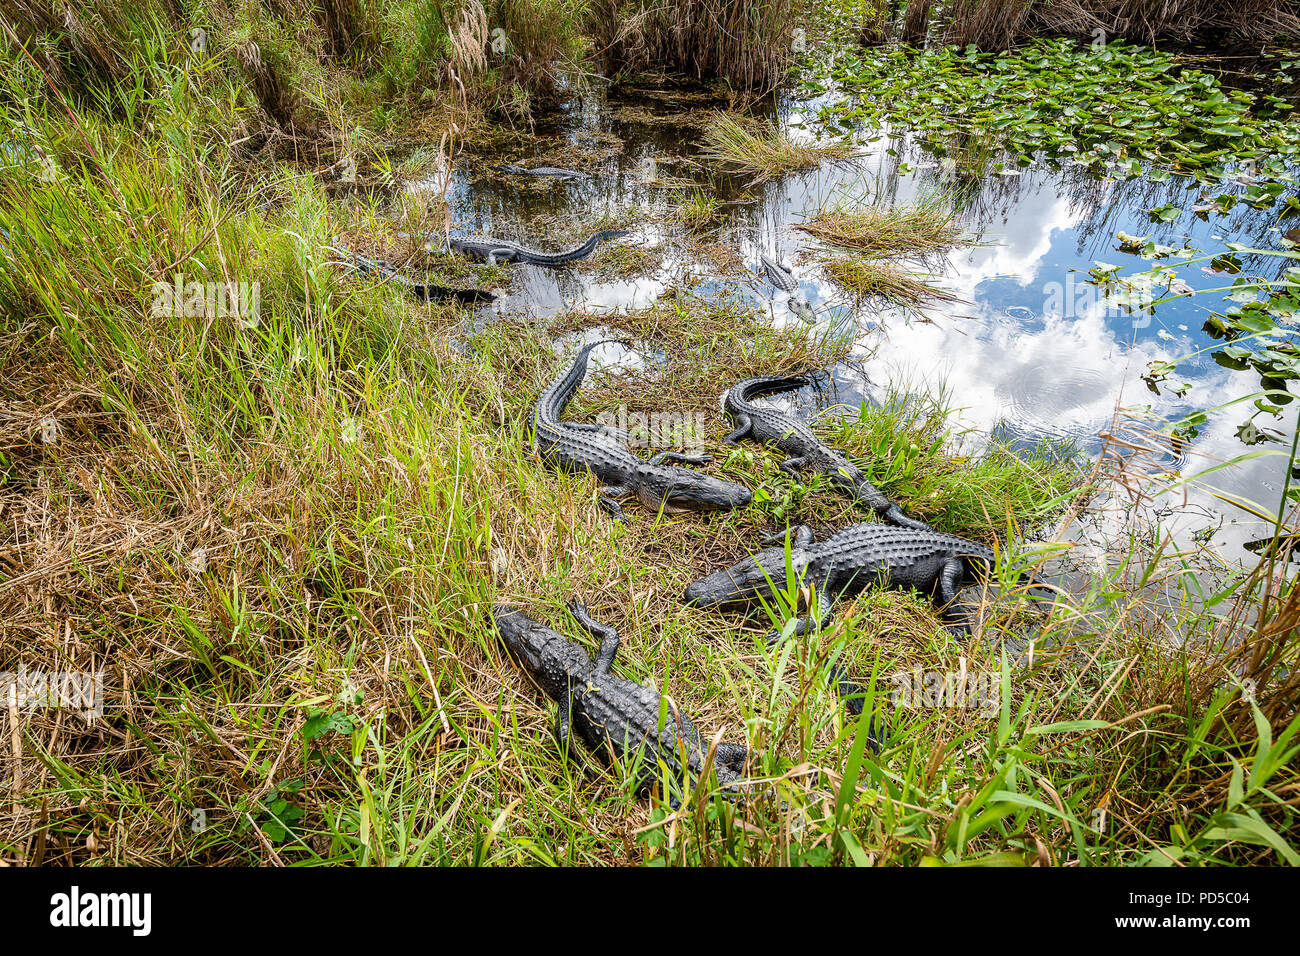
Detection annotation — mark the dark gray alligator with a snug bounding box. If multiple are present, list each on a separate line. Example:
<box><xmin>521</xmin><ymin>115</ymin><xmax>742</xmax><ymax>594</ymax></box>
<box><xmin>534</xmin><ymin>341</ymin><xmax>752</xmax><ymax>521</ymax></box>
<box><xmin>498</xmin><ymin>163</ymin><xmax>590</xmax><ymax>181</ymax></box>
<box><xmin>684</xmin><ymin>521</ymin><xmax>1051</xmax><ymax>641</ymax></box>
<box><xmin>759</xmin><ymin>254</ymin><xmax>814</xmax><ymax>320</ymax></box>
<box><xmin>344</xmin><ymin>252</ymin><xmax>496</xmax><ymax>304</ymax></box>
<box><xmin>493</xmin><ymin>602</ymin><xmax>753</xmax><ymax>804</ymax></box>
<box><xmin>444</xmin><ymin>230</ymin><xmax>629</xmax><ymax>266</ymax></box>
<box><xmin>723</xmin><ymin>374</ymin><xmax>929</xmax><ymax>530</ymax></box>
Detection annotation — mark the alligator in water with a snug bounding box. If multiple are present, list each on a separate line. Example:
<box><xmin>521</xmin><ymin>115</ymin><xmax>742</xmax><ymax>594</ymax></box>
<box><xmin>498</xmin><ymin>163</ymin><xmax>590</xmax><ymax>181</ymax></box>
<box><xmin>759</xmin><ymin>254</ymin><xmax>814</xmax><ymax>320</ymax></box>
<box><xmin>533</xmin><ymin>341</ymin><xmax>752</xmax><ymax>521</ymax></box>
<box><xmin>343</xmin><ymin>252</ymin><xmax>496</xmax><ymax>304</ymax></box>
<box><xmin>684</xmin><ymin>522</ymin><xmax>1052</xmax><ymax>641</ymax></box>
<box><xmin>493</xmin><ymin>602</ymin><xmax>753</xmax><ymax>804</ymax></box>
<box><xmin>443</xmin><ymin>230</ymin><xmax>629</xmax><ymax>266</ymax></box>
<box><xmin>723</xmin><ymin>374</ymin><xmax>929</xmax><ymax>530</ymax></box>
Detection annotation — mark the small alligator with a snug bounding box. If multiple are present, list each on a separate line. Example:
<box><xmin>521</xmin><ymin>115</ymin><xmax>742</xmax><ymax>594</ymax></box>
<box><xmin>759</xmin><ymin>254</ymin><xmax>814</xmax><ymax>320</ymax></box>
<box><xmin>534</xmin><ymin>341</ymin><xmax>752</xmax><ymax>520</ymax></box>
<box><xmin>684</xmin><ymin>522</ymin><xmax>1052</xmax><ymax>641</ymax></box>
<box><xmin>723</xmin><ymin>374</ymin><xmax>929</xmax><ymax>530</ymax></box>
<box><xmin>493</xmin><ymin>602</ymin><xmax>753</xmax><ymax>804</ymax></box>
<box><xmin>443</xmin><ymin>230</ymin><xmax>629</xmax><ymax>266</ymax></box>
<box><xmin>498</xmin><ymin>163</ymin><xmax>590</xmax><ymax>181</ymax></box>
<box><xmin>344</xmin><ymin>252</ymin><xmax>496</xmax><ymax>304</ymax></box>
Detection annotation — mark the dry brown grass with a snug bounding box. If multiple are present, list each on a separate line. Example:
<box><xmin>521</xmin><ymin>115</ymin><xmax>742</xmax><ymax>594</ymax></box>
<box><xmin>701</xmin><ymin>112</ymin><xmax>855</xmax><ymax>181</ymax></box>
<box><xmin>817</xmin><ymin>254</ymin><xmax>959</xmax><ymax>308</ymax></box>
<box><xmin>797</xmin><ymin>199</ymin><xmax>967</xmax><ymax>257</ymax></box>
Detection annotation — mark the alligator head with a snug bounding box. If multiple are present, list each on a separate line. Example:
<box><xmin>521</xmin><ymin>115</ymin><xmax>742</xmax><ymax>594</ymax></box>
<box><xmin>683</xmin><ymin>545</ymin><xmax>812</xmax><ymax>608</ymax></box>
<box><xmin>635</xmin><ymin>464</ymin><xmax>752</xmax><ymax>514</ymax></box>
<box><xmin>493</xmin><ymin>605</ymin><xmax>591</xmax><ymax>697</ymax></box>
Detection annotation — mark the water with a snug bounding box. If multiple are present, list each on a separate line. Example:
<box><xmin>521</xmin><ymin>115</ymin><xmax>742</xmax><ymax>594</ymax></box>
<box><xmin>405</xmin><ymin>82</ymin><xmax>1298</xmax><ymax>568</ymax></box>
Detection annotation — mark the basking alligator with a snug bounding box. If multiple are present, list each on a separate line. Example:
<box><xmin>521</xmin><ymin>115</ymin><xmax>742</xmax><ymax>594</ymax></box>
<box><xmin>534</xmin><ymin>341</ymin><xmax>752</xmax><ymax>520</ymax></box>
<box><xmin>723</xmin><ymin>374</ymin><xmax>929</xmax><ymax>530</ymax></box>
<box><xmin>444</xmin><ymin>230</ymin><xmax>629</xmax><ymax>266</ymax></box>
<box><xmin>498</xmin><ymin>163</ymin><xmax>590</xmax><ymax>181</ymax></box>
<box><xmin>759</xmin><ymin>254</ymin><xmax>814</xmax><ymax>320</ymax></box>
<box><xmin>493</xmin><ymin>602</ymin><xmax>753</xmax><ymax>804</ymax></box>
<box><xmin>344</xmin><ymin>252</ymin><xmax>496</xmax><ymax>304</ymax></box>
<box><xmin>684</xmin><ymin>522</ymin><xmax>1052</xmax><ymax>641</ymax></box>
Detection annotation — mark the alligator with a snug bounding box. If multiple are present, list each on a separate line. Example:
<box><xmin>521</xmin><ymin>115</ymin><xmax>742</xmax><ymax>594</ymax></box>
<box><xmin>498</xmin><ymin>163</ymin><xmax>590</xmax><ymax>181</ymax></box>
<box><xmin>759</xmin><ymin>254</ymin><xmax>814</xmax><ymax>320</ymax></box>
<box><xmin>344</xmin><ymin>251</ymin><xmax>496</xmax><ymax>304</ymax></box>
<box><xmin>534</xmin><ymin>341</ymin><xmax>753</xmax><ymax>521</ymax></box>
<box><xmin>442</xmin><ymin>230</ymin><xmax>629</xmax><ymax>266</ymax></box>
<box><xmin>683</xmin><ymin>522</ymin><xmax>1052</xmax><ymax>641</ymax></box>
<box><xmin>722</xmin><ymin>374</ymin><xmax>930</xmax><ymax>531</ymax></box>
<box><xmin>493</xmin><ymin>602</ymin><xmax>753</xmax><ymax>804</ymax></box>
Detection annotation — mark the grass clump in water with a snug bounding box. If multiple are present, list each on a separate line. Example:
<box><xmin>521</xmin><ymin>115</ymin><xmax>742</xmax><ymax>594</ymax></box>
<box><xmin>701</xmin><ymin>112</ymin><xmax>854</xmax><ymax>179</ymax></box>
<box><xmin>816</xmin><ymin>255</ymin><xmax>958</xmax><ymax>308</ymax></box>
<box><xmin>797</xmin><ymin>194</ymin><xmax>967</xmax><ymax>257</ymax></box>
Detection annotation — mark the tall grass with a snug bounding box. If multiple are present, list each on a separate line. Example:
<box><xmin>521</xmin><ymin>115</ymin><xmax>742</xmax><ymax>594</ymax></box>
<box><xmin>588</xmin><ymin>0</ymin><xmax>800</xmax><ymax>91</ymax></box>
<box><xmin>890</xmin><ymin>0</ymin><xmax>1300</xmax><ymax>47</ymax></box>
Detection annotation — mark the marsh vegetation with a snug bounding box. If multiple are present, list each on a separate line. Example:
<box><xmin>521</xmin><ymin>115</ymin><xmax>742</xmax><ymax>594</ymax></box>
<box><xmin>0</xmin><ymin>0</ymin><xmax>1296</xmax><ymax>868</ymax></box>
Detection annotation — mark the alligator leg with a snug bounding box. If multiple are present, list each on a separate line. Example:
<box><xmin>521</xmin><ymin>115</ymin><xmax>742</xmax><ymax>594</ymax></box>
<box><xmin>722</xmin><ymin>415</ymin><xmax>752</xmax><ymax>444</ymax></box>
<box><xmin>597</xmin><ymin>486</ymin><xmax>630</xmax><ymax>523</ymax></box>
<box><xmin>554</xmin><ymin>699</ymin><xmax>580</xmax><ymax>766</ymax></box>
<box><xmin>567</xmin><ymin>601</ymin><xmax>620</xmax><ymax>673</ymax></box>
<box><xmin>648</xmin><ymin>451</ymin><xmax>712</xmax><ymax>466</ymax></box>
<box><xmin>936</xmin><ymin>557</ymin><xmax>975</xmax><ymax>637</ymax></box>
<box><xmin>765</xmin><ymin>581</ymin><xmax>835</xmax><ymax>645</ymax></box>
<box><xmin>777</xmin><ymin>456</ymin><xmax>810</xmax><ymax>480</ymax></box>
<box><xmin>760</xmin><ymin>524</ymin><xmax>816</xmax><ymax>549</ymax></box>
<box><xmin>485</xmin><ymin>248</ymin><xmax>515</xmax><ymax>266</ymax></box>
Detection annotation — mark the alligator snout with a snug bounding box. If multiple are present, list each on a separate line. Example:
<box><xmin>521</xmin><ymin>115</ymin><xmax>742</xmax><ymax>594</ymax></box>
<box><xmin>683</xmin><ymin>567</ymin><xmax>757</xmax><ymax>607</ymax></box>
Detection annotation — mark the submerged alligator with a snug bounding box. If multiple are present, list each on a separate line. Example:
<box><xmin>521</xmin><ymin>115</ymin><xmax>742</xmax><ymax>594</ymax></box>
<box><xmin>534</xmin><ymin>341</ymin><xmax>752</xmax><ymax>520</ymax></box>
<box><xmin>343</xmin><ymin>252</ymin><xmax>496</xmax><ymax>304</ymax></box>
<box><xmin>498</xmin><ymin>163</ymin><xmax>590</xmax><ymax>181</ymax></box>
<box><xmin>723</xmin><ymin>374</ymin><xmax>930</xmax><ymax>531</ymax></box>
<box><xmin>684</xmin><ymin>522</ymin><xmax>1052</xmax><ymax>641</ymax></box>
<box><xmin>443</xmin><ymin>230</ymin><xmax>629</xmax><ymax>266</ymax></box>
<box><xmin>759</xmin><ymin>254</ymin><xmax>814</xmax><ymax>320</ymax></box>
<box><xmin>493</xmin><ymin>603</ymin><xmax>753</xmax><ymax>804</ymax></box>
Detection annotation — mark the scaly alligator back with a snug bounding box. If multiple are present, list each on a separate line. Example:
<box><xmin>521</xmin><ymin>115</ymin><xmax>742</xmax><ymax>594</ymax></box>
<box><xmin>492</xmin><ymin>603</ymin><xmax>751</xmax><ymax>803</ymax></box>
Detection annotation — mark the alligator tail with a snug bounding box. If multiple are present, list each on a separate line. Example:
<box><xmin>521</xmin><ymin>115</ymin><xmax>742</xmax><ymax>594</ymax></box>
<box><xmin>537</xmin><ymin>338</ymin><xmax>637</xmax><ymax>422</ymax></box>
<box><xmin>736</xmin><ymin>373</ymin><xmax>816</xmax><ymax>402</ymax></box>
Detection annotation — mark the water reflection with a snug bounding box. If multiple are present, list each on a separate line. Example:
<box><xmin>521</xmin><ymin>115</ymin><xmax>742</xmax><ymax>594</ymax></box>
<box><xmin>420</xmin><ymin>84</ymin><xmax>1297</xmax><ymax>566</ymax></box>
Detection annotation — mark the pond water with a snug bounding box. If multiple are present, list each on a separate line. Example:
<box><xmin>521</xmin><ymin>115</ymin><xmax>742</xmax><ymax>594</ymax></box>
<box><xmin>415</xmin><ymin>81</ymin><xmax>1299</xmax><ymax>571</ymax></box>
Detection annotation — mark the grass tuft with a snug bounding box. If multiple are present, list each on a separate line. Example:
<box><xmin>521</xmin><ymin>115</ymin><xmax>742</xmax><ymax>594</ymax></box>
<box><xmin>817</xmin><ymin>255</ymin><xmax>959</xmax><ymax>308</ymax></box>
<box><xmin>701</xmin><ymin>112</ymin><xmax>854</xmax><ymax>180</ymax></box>
<box><xmin>797</xmin><ymin>195</ymin><xmax>967</xmax><ymax>257</ymax></box>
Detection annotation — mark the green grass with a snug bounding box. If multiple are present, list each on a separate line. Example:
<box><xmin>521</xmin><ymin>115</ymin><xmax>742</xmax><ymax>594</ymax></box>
<box><xmin>0</xmin><ymin>1</ymin><xmax>1296</xmax><ymax>868</ymax></box>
